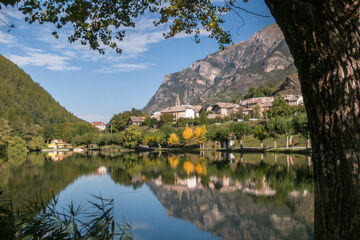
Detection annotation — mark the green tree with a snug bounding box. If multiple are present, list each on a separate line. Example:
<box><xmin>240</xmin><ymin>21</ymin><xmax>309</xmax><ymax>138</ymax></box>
<box><xmin>7</xmin><ymin>136</ymin><xmax>27</xmax><ymax>166</ymax></box>
<box><xmin>0</xmin><ymin>119</ymin><xmax>11</xmax><ymax>154</ymax></box>
<box><xmin>108</xmin><ymin>112</ymin><xmax>131</xmax><ymax>132</ymax></box>
<box><xmin>28</xmin><ymin>136</ymin><xmax>44</xmax><ymax>151</ymax></box>
<box><xmin>111</xmin><ymin>132</ymin><xmax>125</xmax><ymax>146</ymax></box>
<box><xmin>99</xmin><ymin>134</ymin><xmax>112</xmax><ymax>146</ymax></box>
<box><xmin>123</xmin><ymin>125</ymin><xmax>142</xmax><ymax>148</ymax></box>
<box><xmin>22</xmin><ymin>123</ymin><xmax>42</xmax><ymax>143</ymax></box>
<box><xmin>267</xmin><ymin>97</ymin><xmax>294</xmax><ymax>118</ymax></box>
<box><xmin>160</xmin><ymin>113</ymin><xmax>174</xmax><ymax>126</ymax></box>
<box><xmin>244</xmin><ymin>86</ymin><xmax>266</xmax><ymax>99</ymax></box>
<box><xmin>276</xmin><ymin>117</ymin><xmax>293</xmax><ymax>149</ymax></box>
<box><xmin>71</xmin><ymin>135</ymin><xmax>83</xmax><ymax>147</ymax></box>
<box><xmin>143</xmin><ymin>117</ymin><xmax>158</xmax><ymax>129</ymax></box>
<box><xmin>210</xmin><ymin>126</ymin><xmax>230</xmax><ymax>149</ymax></box>
<box><xmin>253</xmin><ymin>125</ymin><xmax>269</xmax><ymax>149</ymax></box>
<box><xmin>252</xmin><ymin>104</ymin><xmax>261</xmax><ymax>119</ymax></box>
<box><xmin>293</xmin><ymin>113</ymin><xmax>310</xmax><ymax>148</ymax></box>
<box><xmin>265</xmin><ymin>118</ymin><xmax>279</xmax><ymax>148</ymax></box>
<box><xmin>198</xmin><ymin>111</ymin><xmax>208</xmax><ymax>125</ymax></box>
<box><xmin>230</xmin><ymin>122</ymin><xmax>251</xmax><ymax>148</ymax></box>
<box><xmin>81</xmin><ymin>132</ymin><xmax>100</xmax><ymax>148</ymax></box>
<box><xmin>143</xmin><ymin>130</ymin><xmax>165</xmax><ymax>148</ymax></box>
<box><xmin>160</xmin><ymin>124</ymin><xmax>176</xmax><ymax>140</ymax></box>
<box><xmin>177</xmin><ymin>118</ymin><xmax>194</xmax><ymax>127</ymax></box>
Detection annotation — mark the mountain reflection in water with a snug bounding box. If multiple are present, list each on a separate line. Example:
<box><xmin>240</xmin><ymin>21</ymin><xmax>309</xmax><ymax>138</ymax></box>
<box><xmin>0</xmin><ymin>152</ymin><xmax>314</xmax><ymax>240</ymax></box>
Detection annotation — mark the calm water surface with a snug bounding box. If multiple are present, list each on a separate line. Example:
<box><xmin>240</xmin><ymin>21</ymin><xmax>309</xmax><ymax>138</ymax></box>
<box><xmin>0</xmin><ymin>151</ymin><xmax>314</xmax><ymax>239</ymax></box>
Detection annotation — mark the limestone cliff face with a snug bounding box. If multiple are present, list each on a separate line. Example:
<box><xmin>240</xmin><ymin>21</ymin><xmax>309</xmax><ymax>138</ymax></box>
<box><xmin>143</xmin><ymin>24</ymin><xmax>297</xmax><ymax>113</ymax></box>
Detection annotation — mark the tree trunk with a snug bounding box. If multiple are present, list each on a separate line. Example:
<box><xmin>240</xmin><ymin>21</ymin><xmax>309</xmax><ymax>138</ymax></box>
<box><xmin>265</xmin><ymin>1</ymin><xmax>360</xmax><ymax>238</ymax></box>
<box><xmin>305</xmin><ymin>138</ymin><xmax>310</xmax><ymax>149</ymax></box>
<box><xmin>260</xmin><ymin>141</ymin><xmax>263</xmax><ymax>149</ymax></box>
<box><xmin>240</xmin><ymin>139</ymin><xmax>243</xmax><ymax>149</ymax></box>
<box><xmin>285</xmin><ymin>133</ymin><xmax>289</xmax><ymax>149</ymax></box>
<box><xmin>273</xmin><ymin>139</ymin><xmax>277</xmax><ymax>149</ymax></box>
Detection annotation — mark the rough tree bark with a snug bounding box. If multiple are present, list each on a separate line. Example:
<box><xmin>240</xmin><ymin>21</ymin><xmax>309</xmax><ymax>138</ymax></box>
<box><xmin>264</xmin><ymin>1</ymin><xmax>360</xmax><ymax>239</ymax></box>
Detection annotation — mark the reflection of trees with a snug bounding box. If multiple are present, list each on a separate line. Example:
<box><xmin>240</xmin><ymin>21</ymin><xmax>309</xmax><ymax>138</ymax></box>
<box><xmin>0</xmin><ymin>153</ymin><xmax>101</xmax><ymax>210</ymax></box>
<box><xmin>107</xmin><ymin>152</ymin><xmax>314</xmax><ymax>233</ymax></box>
<box><xmin>1</xmin><ymin>152</ymin><xmax>314</xmax><ymax>239</ymax></box>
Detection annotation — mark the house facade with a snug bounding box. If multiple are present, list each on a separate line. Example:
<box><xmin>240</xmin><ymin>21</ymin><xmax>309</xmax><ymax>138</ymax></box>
<box><xmin>160</xmin><ymin>105</ymin><xmax>195</xmax><ymax>120</ymax></box>
<box><xmin>239</xmin><ymin>97</ymin><xmax>274</xmax><ymax>116</ymax></box>
<box><xmin>211</xmin><ymin>102</ymin><xmax>239</xmax><ymax>117</ymax></box>
<box><xmin>128</xmin><ymin>116</ymin><xmax>146</xmax><ymax>126</ymax></box>
<box><xmin>92</xmin><ymin>121</ymin><xmax>106</xmax><ymax>131</ymax></box>
<box><xmin>284</xmin><ymin>95</ymin><xmax>303</xmax><ymax>106</ymax></box>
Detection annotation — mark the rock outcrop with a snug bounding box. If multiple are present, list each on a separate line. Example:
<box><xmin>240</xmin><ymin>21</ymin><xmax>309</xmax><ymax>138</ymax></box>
<box><xmin>143</xmin><ymin>24</ymin><xmax>297</xmax><ymax>113</ymax></box>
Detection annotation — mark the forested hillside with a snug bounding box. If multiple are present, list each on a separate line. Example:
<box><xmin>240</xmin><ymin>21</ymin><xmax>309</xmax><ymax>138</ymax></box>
<box><xmin>0</xmin><ymin>55</ymin><xmax>80</xmax><ymax>125</ymax></box>
<box><xmin>0</xmin><ymin>55</ymin><xmax>95</xmax><ymax>143</ymax></box>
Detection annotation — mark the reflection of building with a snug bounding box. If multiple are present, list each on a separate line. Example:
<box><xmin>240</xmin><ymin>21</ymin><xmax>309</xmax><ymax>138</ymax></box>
<box><xmin>92</xmin><ymin>121</ymin><xmax>106</xmax><ymax>131</ymax></box>
<box><xmin>47</xmin><ymin>151</ymin><xmax>72</xmax><ymax>161</ymax></box>
<box><xmin>147</xmin><ymin>180</ymin><xmax>313</xmax><ymax>240</ymax></box>
<box><xmin>155</xmin><ymin>173</ymin><xmax>276</xmax><ymax>197</ymax></box>
<box><xmin>93</xmin><ymin>166</ymin><xmax>107</xmax><ymax>176</ymax></box>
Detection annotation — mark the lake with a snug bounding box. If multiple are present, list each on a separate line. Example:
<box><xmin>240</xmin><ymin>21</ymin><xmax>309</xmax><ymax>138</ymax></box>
<box><xmin>0</xmin><ymin>151</ymin><xmax>314</xmax><ymax>239</ymax></box>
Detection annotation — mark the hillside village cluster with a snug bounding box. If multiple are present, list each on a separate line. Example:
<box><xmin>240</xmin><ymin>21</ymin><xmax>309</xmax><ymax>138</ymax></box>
<box><xmin>90</xmin><ymin>94</ymin><xmax>303</xmax><ymax>131</ymax></box>
<box><xmin>150</xmin><ymin>94</ymin><xmax>303</xmax><ymax>121</ymax></box>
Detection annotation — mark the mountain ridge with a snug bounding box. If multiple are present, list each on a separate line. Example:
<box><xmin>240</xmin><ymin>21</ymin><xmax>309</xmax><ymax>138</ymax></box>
<box><xmin>143</xmin><ymin>24</ymin><xmax>297</xmax><ymax>113</ymax></box>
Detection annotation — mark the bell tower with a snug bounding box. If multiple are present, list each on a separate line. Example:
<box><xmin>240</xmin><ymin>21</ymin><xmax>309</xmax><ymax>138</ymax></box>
<box><xmin>175</xmin><ymin>93</ymin><xmax>181</xmax><ymax>106</ymax></box>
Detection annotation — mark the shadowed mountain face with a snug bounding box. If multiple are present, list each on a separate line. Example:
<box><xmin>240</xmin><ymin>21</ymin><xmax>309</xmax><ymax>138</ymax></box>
<box><xmin>148</xmin><ymin>181</ymin><xmax>313</xmax><ymax>240</ymax></box>
<box><xmin>143</xmin><ymin>24</ymin><xmax>297</xmax><ymax>113</ymax></box>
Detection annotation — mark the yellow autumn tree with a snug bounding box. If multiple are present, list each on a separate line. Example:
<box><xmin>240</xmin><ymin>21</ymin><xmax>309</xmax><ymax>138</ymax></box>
<box><xmin>182</xmin><ymin>125</ymin><xmax>193</xmax><ymax>145</ymax></box>
<box><xmin>194</xmin><ymin>125</ymin><xmax>207</xmax><ymax>148</ymax></box>
<box><xmin>183</xmin><ymin>161</ymin><xmax>194</xmax><ymax>175</ymax></box>
<box><xmin>195</xmin><ymin>157</ymin><xmax>207</xmax><ymax>176</ymax></box>
<box><xmin>168</xmin><ymin>156</ymin><xmax>179</xmax><ymax>169</ymax></box>
<box><xmin>195</xmin><ymin>162</ymin><xmax>207</xmax><ymax>176</ymax></box>
<box><xmin>168</xmin><ymin>133</ymin><xmax>179</xmax><ymax>146</ymax></box>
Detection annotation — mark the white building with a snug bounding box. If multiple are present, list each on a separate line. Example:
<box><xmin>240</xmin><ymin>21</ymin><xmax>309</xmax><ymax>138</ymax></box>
<box><xmin>151</xmin><ymin>111</ymin><xmax>162</xmax><ymax>120</ymax></box>
<box><xmin>160</xmin><ymin>105</ymin><xmax>195</xmax><ymax>120</ymax></box>
<box><xmin>91</xmin><ymin>121</ymin><xmax>106</xmax><ymax>131</ymax></box>
<box><xmin>284</xmin><ymin>95</ymin><xmax>303</xmax><ymax>106</ymax></box>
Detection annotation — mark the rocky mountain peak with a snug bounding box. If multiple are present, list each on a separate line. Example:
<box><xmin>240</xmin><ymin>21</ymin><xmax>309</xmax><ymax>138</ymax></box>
<box><xmin>143</xmin><ymin>24</ymin><xmax>297</xmax><ymax>114</ymax></box>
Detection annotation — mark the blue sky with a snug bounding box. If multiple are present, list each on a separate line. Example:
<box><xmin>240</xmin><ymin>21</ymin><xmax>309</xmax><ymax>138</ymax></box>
<box><xmin>0</xmin><ymin>1</ymin><xmax>275</xmax><ymax>123</ymax></box>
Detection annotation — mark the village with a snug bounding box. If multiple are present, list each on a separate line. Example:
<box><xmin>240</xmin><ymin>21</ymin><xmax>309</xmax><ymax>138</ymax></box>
<box><xmin>90</xmin><ymin>94</ymin><xmax>304</xmax><ymax>130</ymax></box>
<box><xmin>41</xmin><ymin>94</ymin><xmax>305</xmax><ymax>159</ymax></box>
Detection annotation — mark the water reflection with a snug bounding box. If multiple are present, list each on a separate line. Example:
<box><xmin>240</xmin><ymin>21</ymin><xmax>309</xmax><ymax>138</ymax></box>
<box><xmin>46</xmin><ymin>151</ymin><xmax>73</xmax><ymax>161</ymax></box>
<box><xmin>0</xmin><ymin>152</ymin><xmax>314</xmax><ymax>239</ymax></box>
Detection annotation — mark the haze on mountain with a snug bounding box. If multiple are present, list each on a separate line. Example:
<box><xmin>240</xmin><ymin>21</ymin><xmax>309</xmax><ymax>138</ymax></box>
<box><xmin>143</xmin><ymin>24</ymin><xmax>299</xmax><ymax>114</ymax></box>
